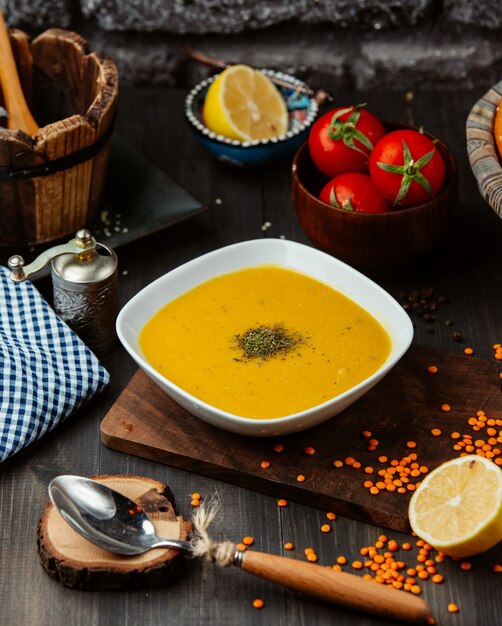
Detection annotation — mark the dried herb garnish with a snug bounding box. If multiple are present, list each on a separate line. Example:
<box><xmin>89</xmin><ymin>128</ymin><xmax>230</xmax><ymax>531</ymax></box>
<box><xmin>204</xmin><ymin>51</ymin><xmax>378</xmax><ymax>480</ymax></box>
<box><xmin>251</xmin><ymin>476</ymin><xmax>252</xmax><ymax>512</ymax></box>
<box><xmin>233</xmin><ymin>325</ymin><xmax>304</xmax><ymax>360</ymax></box>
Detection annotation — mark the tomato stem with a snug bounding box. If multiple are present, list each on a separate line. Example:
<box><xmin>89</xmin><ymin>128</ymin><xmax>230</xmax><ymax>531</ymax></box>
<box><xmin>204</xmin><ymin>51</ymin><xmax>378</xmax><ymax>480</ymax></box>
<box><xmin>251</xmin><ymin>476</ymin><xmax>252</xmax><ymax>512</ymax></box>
<box><xmin>377</xmin><ymin>140</ymin><xmax>435</xmax><ymax>205</ymax></box>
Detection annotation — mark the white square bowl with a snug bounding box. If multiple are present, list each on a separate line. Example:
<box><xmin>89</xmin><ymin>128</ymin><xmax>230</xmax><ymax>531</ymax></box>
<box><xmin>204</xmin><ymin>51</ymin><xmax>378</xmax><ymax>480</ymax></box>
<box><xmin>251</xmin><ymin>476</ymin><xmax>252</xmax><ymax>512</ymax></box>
<box><xmin>116</xmin><ymin>239</ymin><xmax>413</xmax><ymax>437</ymax></box>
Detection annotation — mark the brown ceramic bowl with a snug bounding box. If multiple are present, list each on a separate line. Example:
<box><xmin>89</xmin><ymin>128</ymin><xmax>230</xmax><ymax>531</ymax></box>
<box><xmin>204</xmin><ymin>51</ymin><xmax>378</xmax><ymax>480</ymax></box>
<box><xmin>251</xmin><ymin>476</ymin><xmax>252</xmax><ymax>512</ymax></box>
<box><xmin>292</xmin><ymin>123</ymin><xmax>457</xmax><ymax>276</ymax></box>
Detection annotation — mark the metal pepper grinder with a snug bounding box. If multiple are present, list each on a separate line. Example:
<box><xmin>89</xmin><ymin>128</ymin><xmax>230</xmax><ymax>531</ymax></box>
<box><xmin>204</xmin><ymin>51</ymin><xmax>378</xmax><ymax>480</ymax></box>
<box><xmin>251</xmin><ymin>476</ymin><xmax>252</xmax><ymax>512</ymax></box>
<box><xmin>8</xmin><ymin>229</ymin><xmax>119</xmax><ymax>357</ymax></box>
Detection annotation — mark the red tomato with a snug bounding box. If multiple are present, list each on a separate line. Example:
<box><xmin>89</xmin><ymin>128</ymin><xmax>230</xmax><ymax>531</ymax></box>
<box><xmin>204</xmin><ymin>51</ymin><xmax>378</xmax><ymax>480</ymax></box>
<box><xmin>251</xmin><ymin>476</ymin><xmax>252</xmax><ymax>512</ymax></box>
<box><xmin>308</xmin><ymin>105</ymin><xmax>385</xmax><ymax>177</ymax></box>
<box><xmin>369</xmin><ymin>130</ymin><xmax>445</xmax><ymax>207</ymax></box>
<box><xmin>319</xmin><ymin>173</ymin><xmax>391</xmax><ymax>214</ymax></box>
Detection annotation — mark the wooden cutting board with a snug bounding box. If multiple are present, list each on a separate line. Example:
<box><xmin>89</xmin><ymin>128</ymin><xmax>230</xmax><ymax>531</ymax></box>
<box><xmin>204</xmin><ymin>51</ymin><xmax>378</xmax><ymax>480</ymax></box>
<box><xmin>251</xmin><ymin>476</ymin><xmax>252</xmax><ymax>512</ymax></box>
<box><xmin>100</xmin><ymin>345</ymin><xmax>502</xmax><ymax>532</ymax></box>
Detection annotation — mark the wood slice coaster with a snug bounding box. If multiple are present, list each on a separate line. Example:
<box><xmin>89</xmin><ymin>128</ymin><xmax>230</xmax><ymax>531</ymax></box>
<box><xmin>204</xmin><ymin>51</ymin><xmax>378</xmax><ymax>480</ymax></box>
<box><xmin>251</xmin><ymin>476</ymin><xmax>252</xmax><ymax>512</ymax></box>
<box><xmin>37</xmin><ymin>475</ymin><xmax>191</xmax><ymax>590</ymax></box>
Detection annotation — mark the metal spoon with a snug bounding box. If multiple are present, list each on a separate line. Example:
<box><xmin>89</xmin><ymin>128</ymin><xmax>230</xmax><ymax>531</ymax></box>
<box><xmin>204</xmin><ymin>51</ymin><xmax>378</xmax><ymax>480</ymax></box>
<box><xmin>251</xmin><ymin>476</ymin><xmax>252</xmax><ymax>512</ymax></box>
<box><xmin>49</xmin><ymin>475</ymin><xmax>431</xmax><ymax>624</ymax></box>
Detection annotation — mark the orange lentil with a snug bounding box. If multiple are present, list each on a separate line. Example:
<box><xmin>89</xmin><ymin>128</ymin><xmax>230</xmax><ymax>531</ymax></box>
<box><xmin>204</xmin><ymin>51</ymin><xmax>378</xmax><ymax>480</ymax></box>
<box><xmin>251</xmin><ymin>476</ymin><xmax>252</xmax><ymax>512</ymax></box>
<box><xmin>236</xmin><ymin>543</ymin><xmax>247</xmax><ymax>551</ymax></box>
<box><xmin>493</xmin><ymin>343</ymin><xmax>501</xmax><ymax>349</ymax></box>
<box><xmin>337</xmin><ymin>556</ymin><xmax>347</xmax><ymax>565</ymax></box>
<box><xmin>397</xmin><ymin>487</ymin><xmax>407</xmax><ymax>494</ymax></box>
<box><xmin>360</xmin><ymin>547</ymin><xmax>369</xmax><ymax>556</ymax></box>
<box><xmin>333</xmin><ymin>460</ymin><xmax>344</xmax><ymax>468</ymax></box>
<box><xmin>431</xmin><ymin>428</ymin><xmax>442</xmax><ymax>436</ymax></box>
<box><xmin>460</xmin><ymin>562</ymin><xmax>471</xmax><ymax>571</ymax></box>
<box><xmin>304</xmin><ymin>548</ymin><xmax>315</xmax><ymax>555</ymax></box>
<box><xmin>191</xmin><ymin>492</ymin><xmax>201</xmax><ymax>500</ymax></box>
<box><xmin>388</xmin><ymin>540</ymin><xmax>399</xmax><ymax>552</ymax></box>
<box><xmin>411</xmin><ymin>585</ymin><xmax>422</xmax><ymax>595</ymax></box>
<box><xmin>332</xmin><ymin>564</ymin><xmax>342</xmax><ymax>571</ymax></box>
<box><xmin>273</xmin><ymin>444</ymin><xmax>284</xmax><ymax>452</ymax></box>
<box><xmin>375</xmin><ymin>540</ymin><xmax>384</xmax><ymax>549</ymax></box>
<box><xmin>426</xmin><ymin>617</ymin><xmax>436</xmax><ymax>625</ymax></box>
<box><xmin>369</xmin><ymin>439</ymin><xmax>379</xmax><ymax>446</ymax></box>
<box><xmin>441</xmin><ymin>404</ymin><xmax>451</xmax><ymax>412</ymax></box>
<box><xmin>352</xmin><ymin>461</ymin><xmax>362</xmax><ymax>469</ymax></box>
<box><xmin>451</xmin><ymin>432</ymin><xmax>461</xmax><ymax>440</ymax></box>
<box><xmin>402</xmin><ymin>542</ymin><xmax>412</xmax><ymax>551</ymax></box>
<box><xmin>464</xmin><ymin>347</ymin><xmax>474</xmax><ymax>355</ymax></box>
<box><xmin>369</xmin><ymin>486</ymin><xmax>380</xmax><ymax>495</ymax></box>
<box><xmin>427</xmin><ymin>365</ymin><xmax>438</xmax><ymax>373</ymax></box>
<box><xmin>361</xmin><ymin>430</ymin><xmax>372</xmax><ymax>438</ymax></box>
<box><xmin>296</xmin><ymin>474</ymin><xmax>306</xmax><ymax>482</ymax></box>
<box><xmin>326</xmin><ymin>512</ymin><xmax>337</xmax><ymax>520</ymax></box>
<box><xmin>363</xmin><ymin>480</ymin><xmax>374</xmax><ymax>488</ymax></box>
<box><xmin>352</xmin><ymin>561</ymin><xmax>363</xmax><ymax>570</ymax></box>
<box><xmin>242</xmin><ymin>536</ymin><xmax>254</xmax><ymax>546</ymax></box>
<box><xmin>447</xmin><ymin>603</ymin><xmax>459</xmax><ymax>613</ymax></box>
<box><xmin>364</xmin><ymin>466</ymin><xmax>374</xmax><ymax>474</ymax></box>
<box><xmin>277</xmin><ymin>499</ymin><xmax>288</xmax><ymax>507</ymax></box>
<box><xmin>304</xmin><ymin>446</ymin><xmax>315</xmax><ymax>455</ymax></box>
<box><xmin>252</xmin><ymin>598</ymin><xmax>264</xmax><ymax>609</ymax></box>
<box><xmin>386</xmin><ymin>483</ymin><xmax>397</xmax><ymax>492</ymax></box>
<box><xmin>344</xmin><ymin>456</ymin><xmax>355</xmax><ymax>465</ymax></box>
<box><xmin>406</xmin><ymin>441</ymin><xmax>417</xmax><ymax>449</ymax></box>
<box><xmin>260</xmin><ymin>460</ymin><xmax>271</xmax><ymax>469</ymax></box>
<box><xmin>321</xmin><ymin>524</ymin><xmax>331</xmax><ymax>533</ymax></box>
<box><xmin>191</xmin><ymin>499</ymin><xmax>200</xmax><ymax>507</ymax></box>
<box><xmin>493</xmin><ymin>564</ymin><xmax>502</xmax><ymax>572</ymax></box>
<box><xmin>307</xmin><ymin>553</ymin><xmax>318</xmax><ymax>562</ymax></box>
<box><xmin>431</xmin><ymin>574</ymin><xmax>443</xmax><ymax>584</ymax></box>
<box><xmin>418</xmin><ymin>571</ymin><xmax>429</xmax><ymax>580</ymax></box>
<box><xmin>378</xmin><ymin>455</ymin><xmax>388</xmax><ymax>463</ymax></box>
<box><xmin>284</xmin><ymin>542</ymin><xmax>294</xmax><ymax>550</ymax></box>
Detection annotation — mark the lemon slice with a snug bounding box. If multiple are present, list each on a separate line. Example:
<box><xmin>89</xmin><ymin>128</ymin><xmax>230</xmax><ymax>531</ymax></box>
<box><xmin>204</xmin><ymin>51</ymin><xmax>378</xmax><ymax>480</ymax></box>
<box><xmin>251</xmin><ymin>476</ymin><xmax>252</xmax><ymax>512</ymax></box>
<box><xmin>408</xmin><ymin>455</ymin><xmax>502</xmax><ymax>557</ymax></box>
<box><xmin>202</xmin><ymin>64</ymin><xmax>289</xmax><ymax>142</ymax></box>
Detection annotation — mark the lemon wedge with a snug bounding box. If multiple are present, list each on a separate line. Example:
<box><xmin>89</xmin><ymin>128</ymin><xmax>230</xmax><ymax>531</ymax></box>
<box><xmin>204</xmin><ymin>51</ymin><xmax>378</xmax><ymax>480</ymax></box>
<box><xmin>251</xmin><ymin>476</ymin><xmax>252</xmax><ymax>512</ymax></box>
<box><xmin>202</xmin><ymin>64</ymin><xmax>289</xmax><ymax>142</ymax></box>
<box><xmin>408</xmin><ymin>455</ymin><xmax>502</xmax><ymax>557</ymax></box>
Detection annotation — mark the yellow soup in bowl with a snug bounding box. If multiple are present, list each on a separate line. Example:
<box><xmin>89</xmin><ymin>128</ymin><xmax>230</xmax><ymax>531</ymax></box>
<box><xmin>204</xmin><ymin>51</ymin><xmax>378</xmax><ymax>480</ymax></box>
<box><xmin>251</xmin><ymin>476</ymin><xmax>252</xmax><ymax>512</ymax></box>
<box><xmin>139</xmin><ymin>265</ymin><xmax>391</xmax><ymax>419</ymax></box>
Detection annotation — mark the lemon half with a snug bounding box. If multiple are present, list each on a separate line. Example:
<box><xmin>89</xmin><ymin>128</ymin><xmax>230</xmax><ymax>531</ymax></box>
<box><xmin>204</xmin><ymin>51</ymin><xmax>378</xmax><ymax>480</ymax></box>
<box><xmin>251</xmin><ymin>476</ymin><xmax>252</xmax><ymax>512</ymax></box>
<box><xmin>408</xmin><ymin>455</ymin><xmax>502</xmax><ymax>557</ymax></box>
<box><xmin>202</xmin><ymin>64</ymin><xmax>289</xmax><ymax>142</ymax></box>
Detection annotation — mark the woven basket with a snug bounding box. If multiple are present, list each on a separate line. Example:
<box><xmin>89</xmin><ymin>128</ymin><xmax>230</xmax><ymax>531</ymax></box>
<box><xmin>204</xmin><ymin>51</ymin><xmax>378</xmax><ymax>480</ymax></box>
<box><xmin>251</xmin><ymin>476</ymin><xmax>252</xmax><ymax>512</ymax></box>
<box><xmin>0</xmin><ymin>28</ymin><xmax>118</xmax><ymax>246</ymax></box>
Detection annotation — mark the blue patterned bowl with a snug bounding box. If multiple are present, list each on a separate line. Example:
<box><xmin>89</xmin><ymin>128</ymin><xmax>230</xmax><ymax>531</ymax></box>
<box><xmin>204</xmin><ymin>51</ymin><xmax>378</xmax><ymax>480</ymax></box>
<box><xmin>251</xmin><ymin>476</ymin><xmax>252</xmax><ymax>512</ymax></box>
<box><xmin>185</xmin><ymin>70</ymin><xmax>319</xmax><ymax>167</ymax></box>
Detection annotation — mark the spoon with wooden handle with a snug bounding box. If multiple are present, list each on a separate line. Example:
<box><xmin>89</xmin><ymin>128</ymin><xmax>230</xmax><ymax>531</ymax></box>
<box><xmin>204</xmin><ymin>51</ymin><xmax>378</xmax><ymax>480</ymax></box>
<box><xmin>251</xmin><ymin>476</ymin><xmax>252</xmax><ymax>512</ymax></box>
<box><xmin>0</xmin><ymin>8</ymin><xmax>38</xmax><ymax>135</ymax></box>
<box><xmin>50</xmin><ymin>475</ymin><xmax>432</xmax><ymax>624</ymax></box>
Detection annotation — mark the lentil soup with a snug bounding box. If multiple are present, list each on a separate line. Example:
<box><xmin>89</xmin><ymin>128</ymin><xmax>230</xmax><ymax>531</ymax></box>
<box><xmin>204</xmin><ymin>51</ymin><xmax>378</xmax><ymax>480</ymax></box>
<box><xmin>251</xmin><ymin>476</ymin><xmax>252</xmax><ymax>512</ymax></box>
<box><xmin>139</xmin><ymin>266</ymin><xmax>391</xmax><ymax>419</ymax></box>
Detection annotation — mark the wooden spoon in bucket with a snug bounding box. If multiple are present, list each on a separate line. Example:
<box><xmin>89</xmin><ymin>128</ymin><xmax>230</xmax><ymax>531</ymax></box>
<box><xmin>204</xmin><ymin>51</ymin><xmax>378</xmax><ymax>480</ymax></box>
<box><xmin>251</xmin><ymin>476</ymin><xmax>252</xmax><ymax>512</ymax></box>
<box><xmin>0</xmin><ymin>8</ymin><xmax>38</xmax><ymax>135</ymax></box>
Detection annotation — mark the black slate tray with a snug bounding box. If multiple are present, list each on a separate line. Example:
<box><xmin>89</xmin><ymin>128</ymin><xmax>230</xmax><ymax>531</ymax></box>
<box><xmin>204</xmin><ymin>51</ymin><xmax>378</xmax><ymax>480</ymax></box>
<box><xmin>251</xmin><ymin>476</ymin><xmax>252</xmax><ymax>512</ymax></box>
<box><xmin>0</xmin><ymin>134</ymin><xmax>205</xmax><ymax>274</ymax></box>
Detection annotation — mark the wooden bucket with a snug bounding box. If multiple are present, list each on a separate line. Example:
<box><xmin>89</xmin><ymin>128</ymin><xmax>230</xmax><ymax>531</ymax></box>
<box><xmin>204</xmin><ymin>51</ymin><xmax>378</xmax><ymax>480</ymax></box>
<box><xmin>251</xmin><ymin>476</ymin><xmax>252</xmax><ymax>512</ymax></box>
<box><xmin>0</xmin><ymin>28</ymin><xmax>118</xmax><ymax>246</ymax></box>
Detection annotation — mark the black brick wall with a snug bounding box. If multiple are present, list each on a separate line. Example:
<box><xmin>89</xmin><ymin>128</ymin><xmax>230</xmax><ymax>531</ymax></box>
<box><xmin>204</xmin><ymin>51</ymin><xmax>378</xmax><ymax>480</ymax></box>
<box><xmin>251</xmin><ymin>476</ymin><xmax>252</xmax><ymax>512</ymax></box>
<box><xmin>2</xmin><ymin>0</ymin><xmax>502</xmax><ymax>90</ymax></box>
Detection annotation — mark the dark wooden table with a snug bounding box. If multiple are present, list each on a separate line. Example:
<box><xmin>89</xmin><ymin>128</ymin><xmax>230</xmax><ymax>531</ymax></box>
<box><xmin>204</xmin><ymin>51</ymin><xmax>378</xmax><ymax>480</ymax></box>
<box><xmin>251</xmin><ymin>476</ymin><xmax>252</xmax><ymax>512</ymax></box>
<box><xmin>1</xmin><ymin>86</ymin><xmax>502</xmax><ymax>626</ymax></box>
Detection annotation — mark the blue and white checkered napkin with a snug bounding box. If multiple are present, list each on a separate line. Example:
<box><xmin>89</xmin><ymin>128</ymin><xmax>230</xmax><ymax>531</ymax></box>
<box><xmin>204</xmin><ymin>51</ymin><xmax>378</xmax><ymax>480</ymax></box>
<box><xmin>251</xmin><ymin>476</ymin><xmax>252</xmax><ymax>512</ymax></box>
<box><xmin>0</xmin><ymin>266</ymin><xmax>110</xmax><ymax>463</ymax></box>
